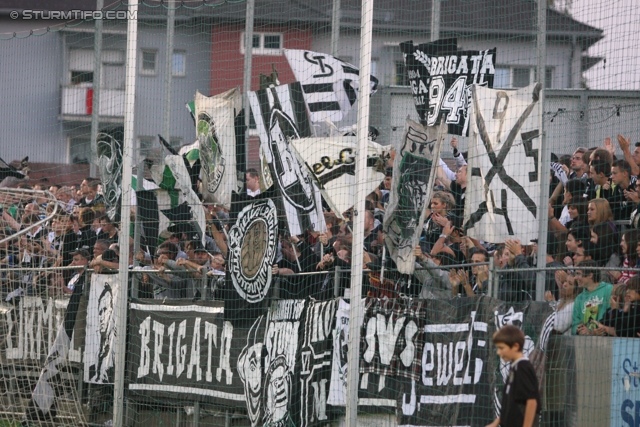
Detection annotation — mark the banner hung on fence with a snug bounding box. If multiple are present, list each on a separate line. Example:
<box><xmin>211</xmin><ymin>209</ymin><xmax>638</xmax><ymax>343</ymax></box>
<box><xmin>289</xmin><ymin>136</ymin><xmax>388</xmax><ymax>218</ymax></box>
<box><xmin>249</xmin><ymin>83</ymin><xmax>326</xmax><ymax>236</ymax></box>
<box><xmin>464</xmin><ymin>83</ymin><xmax>542</xmax><ymax>243</ymax></box>
<box><xmin>384</xmin><ymin>119</ymin><xmax>447</xmax><ymax>275</ymax></box>
<box><xmin>84</xmin><ymin>274</ymin><xmax>121</xmax><ymax>384</ymax></box>
<box><xmin>400</xmin><ymin>38</ymin><xmax>496</xmax><ymax>136</ymax></box>
<box><xmin>284</xmin><ymin>49</ymin><xmax>378</xmax><ymax>124</ymax></box>
<box><xmin>194</xmin><ymin>88</ymin><xmax>242</xmax><ymax>210</ymax></box>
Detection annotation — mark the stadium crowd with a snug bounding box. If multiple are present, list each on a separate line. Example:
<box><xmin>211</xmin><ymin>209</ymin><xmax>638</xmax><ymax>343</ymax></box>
<box><xmin>1</xmin><ymin>133</ymin><xmax>640</xmax><ymax>338</ymax></box>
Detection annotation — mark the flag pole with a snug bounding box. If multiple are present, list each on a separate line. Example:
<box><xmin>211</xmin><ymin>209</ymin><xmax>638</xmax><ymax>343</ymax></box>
<box><xmin>345</xmin><ymin>1</ymin><xmax>374</xmax><ymax>426</ymax></box>
<box><xmin>113</xmin><ymin>2</ymin><xmax>138</xmax><ymax>426</ymax></box>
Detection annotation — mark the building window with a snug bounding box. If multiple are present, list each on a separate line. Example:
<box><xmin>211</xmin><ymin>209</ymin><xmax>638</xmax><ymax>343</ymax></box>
<box><xmin>513</xmin><ymin>68</ymin><xmax>531</xmax><ymax>88</ymax></box>
<box><xmin>240</xmin><ymin>33</ymin><xmax>283</xmax><ymax>55</ymax></box>
<box><xmin>172</xmin><ymin>51</ymin><xmax>186</xmax><ymax>76</ymax></box>
<box><xmin>494</xmin><ymin>66</ymin><xmax>553</xmax><ymax>89</ymax></box>
<box><xmin>394</xmin><ymin>61</ymin><xmax>409</xmax><ymax>86</ymax></box>
<box><xmin>71</xmin><ymin>71</ymin><xmax>94</xmax><ymax>85</ymax></box>
<box><xmin>137</xmin><ymin>136</ymin><xmax>155</xmax><ymax>163</ymax></box>
<box><xmin>140</xmin><ymin>50</ymin><xmax>157</xmax><ymax>75</ymax></box>
<box><xmin>69</xmin><ymin>138</ymin><xmax>91</xmax><ymax>164</ymax></box>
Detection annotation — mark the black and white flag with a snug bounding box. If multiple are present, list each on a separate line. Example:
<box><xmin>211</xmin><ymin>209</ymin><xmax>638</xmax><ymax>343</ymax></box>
<box><xmin>284</xmin><ymin>49</ymin><xmax>378</xmax><ymax>124</ymax></box>
<box><xmin>289</xmin><ymin>136</ymin><xmax>387</xmax><ymax>218</ymax></box>
<box><xmin>249</xmin><ymin>83</ymin><xmax>326</xmax><ymax>236</ymax></box>
<box><xmin>464</xmin><ymin>83</ymin><xmax>542</xmax><ymax>243</ymax></box>
<box><xmin>84</xmin><ymin>274</ymin><xmax>121</xmax><ymax>384</ymax></box>
<box><xmin>195</xmin><ymin>88</ymin><xmax>243</xmax><ymax>209</ymax></box>
<box><xmin>383</xmin><ymin>119</ymin><xmax>447</xmax><ymax>275</ymax></box>
<box><xmin>400</xmin><ymin>38</ymin><xmax>496</xmax><ymax>136</ymax></box>
<box><xmin>24</xmin><ymin>287</ymin><xmax>84</xmax><ymax>422</ymax></box>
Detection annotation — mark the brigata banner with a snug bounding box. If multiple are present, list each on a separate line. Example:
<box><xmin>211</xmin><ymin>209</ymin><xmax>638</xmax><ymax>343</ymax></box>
<box><xmin>124</xmin><ymin>297</ymin><xmax>553</xmax><ymax>427</ymax></box>
<box><xmin>400</xmin><ymin>38</ymin><xmax>496</xmax><ymax>136</ymax></box>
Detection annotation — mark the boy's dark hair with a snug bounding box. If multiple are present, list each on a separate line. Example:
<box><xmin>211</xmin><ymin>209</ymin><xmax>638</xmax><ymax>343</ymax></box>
<box><xmin>613</xmin><ymin>159</ymin><xmax>632</xmax><ymax>176</ymax></box>
<box><xmin>492</xmin><ymin>325</ymin><xmax>525</xmax><ymax>351</ymax></box>
<box><xmin>81</xmin><ymin>208</ymin><xmax>96</xmax><ymax>225</ymax></box>
<box><xmin>577</xmin><ymin>259</ymin><xmax>599</xmax><ymax>279</ymax></box>
<box><xmin>469</xmin><ymin>247</ymin><xmax>489</xmax><ymax>262</ymax></box>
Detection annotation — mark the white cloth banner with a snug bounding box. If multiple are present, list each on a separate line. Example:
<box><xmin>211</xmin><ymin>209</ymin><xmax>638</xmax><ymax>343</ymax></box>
<box><xmin>194</xmin><ymin>88</ymin><xmax>242</xmax><ymax>209</ymax></box>
<box><xmin>84</xmin><ymin>274</ymin><xmax>121</xmax><ymax>384</ymax></box>
<box><xmin>284</xmin><ymin>49</ymin><xmax>378</xmax><ymax>124</ymax></box>
<box><xmin>289</xmin><ymin>136</ymin><xmax>387</xmax><ymax>218</ymax></box>
<box><xmin>464</xmin><ymin>83</ymin><xmax>542</xmax><ymax>243</ymax></box>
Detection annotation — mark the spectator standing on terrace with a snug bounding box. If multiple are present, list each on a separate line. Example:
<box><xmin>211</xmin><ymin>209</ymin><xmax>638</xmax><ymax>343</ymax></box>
<box><xmin>608</xmin><ymin>159</ymin><xmax>637</xmax><ymax>221</ymax></box>
<box><xmin>599</xmin><ymin>276</ymin><xmax>640</xmax><ymax>337</ymax></box>
<box><xmin>572</xmin><ymin>260</ymin><xmax>613</xmax><ymax>335</ymax></box>
<box><xmin>568</xmin><ymin>147</ymin><xmax>589</xmax><ymax>181</ymax></box>
<box><xmin>77</xmin><ymin>178</ymin><xmax>104</xmax><ymax>208</ymax></box>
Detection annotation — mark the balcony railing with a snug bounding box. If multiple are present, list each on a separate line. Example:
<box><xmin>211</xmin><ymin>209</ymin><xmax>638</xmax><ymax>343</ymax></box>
<box><xmin>61</xmin><ymin>85</ymin><xmax>125</xmax><ymax>118</ymax></box>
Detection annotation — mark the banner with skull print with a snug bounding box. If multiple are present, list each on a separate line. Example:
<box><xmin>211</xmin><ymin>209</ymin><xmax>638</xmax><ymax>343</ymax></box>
<box><xmin>194</xmin><ymin>88</ymin><xmax>242</xmax><ymax>209</ymax></box>
<box><xmin>249</xmin><ymin>83</ymin><xmax>326</xmax><ymax>236</ymax></box>
<box><xmin>96</xmin><ymin>131</ymin><xmax>123</xmax><ymax>221</ymax></box>
<box><xmin>464</xmin><ymin>83</ymin><xmax>542</xmax><ymax>243</ymax></box>
<box><xmin>383</xmin><ymin>119</ymin><xmax>447</xmax><ymax>275</ymax></box>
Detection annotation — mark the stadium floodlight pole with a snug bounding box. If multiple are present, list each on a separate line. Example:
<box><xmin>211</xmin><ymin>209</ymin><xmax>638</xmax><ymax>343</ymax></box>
<box><xmin>89</xmin><ymin>0</ymin><xmax>104</xmax><ymax>177</ymax></box>
<box><xmin>242</xmin><ymin>0</ymin><xmax>255</xmax><ymax>170</ymax></box>
<box><xmin>163</xmin><ymin>0</ymin><xmax>176</xmax><ymax>145</ymax></box>
<box><xmin>345</xmin><ymin>1</ymin><xmax>374</xmax><ymax>426</ymax></box>
<box><xmin>535</xmin><ymin>0</ymin><xmax>549</xmax><ymax>302</ymax></box>
<box><xmin>113</xmin><ymin>2</ymin><xmax>138</xmax><ymax>426</ymax></box>
<box><xmin>430</xmin><ymin>0</ymin><xmax>440</xmax><ymax>41</ymax></box>
<box><xmin>331</xmin><ymin>0</ymin><xmax>341</xmax><ymax>56</ymax></box>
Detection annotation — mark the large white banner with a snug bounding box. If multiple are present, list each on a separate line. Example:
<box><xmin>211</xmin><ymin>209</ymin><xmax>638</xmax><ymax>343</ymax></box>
<box><xmin>289</xmin><ymin>136</ymin><xmax>387</xmax><ymax>218</ymax></box>
<box><xmin>194</xmin><ymin>88</ymin><xmax>242</xmax><ymax>209</ymax></box>
<box><xmin>284</xmin><ymin>49</ymin><xmax>378</xmax><ymax>124</ymax></box>
<box><xmin>84</xmin><ymin>274</ymin><xmax>121</xmax><ymax>384</ymax></box>
<box><xmin>464</xmin><ymin>83</ymin><xmax>542</xmax><ymax>243</ymax></box>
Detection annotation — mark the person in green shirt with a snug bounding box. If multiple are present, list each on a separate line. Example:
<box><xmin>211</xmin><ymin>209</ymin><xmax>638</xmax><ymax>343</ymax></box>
<box><xmin>572</xmin><ymin>259</ymin><xmax>613</xmax><ymax>335</ymax></box>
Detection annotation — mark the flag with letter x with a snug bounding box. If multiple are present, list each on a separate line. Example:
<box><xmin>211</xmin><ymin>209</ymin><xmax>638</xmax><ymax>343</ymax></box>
<box><xmin>464</xmin><ymin>83</ymin><xmax>542</xmax><ymax>243</ymax></box>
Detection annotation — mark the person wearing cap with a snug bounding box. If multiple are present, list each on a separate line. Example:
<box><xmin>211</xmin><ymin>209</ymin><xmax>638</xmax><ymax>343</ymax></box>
<box><xmin>174</xmin><ymin>241</ymin><xmax>211</xmax><ymax>279</ymax></box>
<box><xmin>55</xmin><ymin>248</ymin><xmax>90</xmax><ymax>295</ymax></box>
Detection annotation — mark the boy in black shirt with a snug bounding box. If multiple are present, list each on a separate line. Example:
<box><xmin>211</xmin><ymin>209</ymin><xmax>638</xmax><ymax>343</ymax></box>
<box><xmin>487</xmin><ymin>325</ymin><xmax>540</xmax><ymax>427</ymax></box>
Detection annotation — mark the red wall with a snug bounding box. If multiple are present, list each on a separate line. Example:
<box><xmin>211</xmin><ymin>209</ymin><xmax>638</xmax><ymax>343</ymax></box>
<box><xmin>209</xmin><ymin>24</ymin><xmax>313</xmax><ymax>95</ymax></box>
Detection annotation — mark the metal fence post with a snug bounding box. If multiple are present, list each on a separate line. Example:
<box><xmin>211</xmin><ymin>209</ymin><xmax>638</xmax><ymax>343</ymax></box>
<box><xmin>113</xmin><ymin>2</ymin><xmax>138</xmax><ymax>425</ymax></box>
<box><xmin>334</xmin><ymin>266</ymin><xmax>341</xmax><ymax>298</ymax></box>
<box><xmin>535</xmin><ymin>0</ymin><xmax>549</xmax><ymax>302</ymax></box>
<box><xmin>163</xmin><ymin>0</ymin><xmax>176</xmax><ymax>143</ymax></box>
<box><xmin>331</xmin><ymin>0</ymin><xmax>341</xmax><ymax>56</ymax></box>
<box><xmin>242</xmin><ymin>0</ymin><xmax>255</xmax><ymax>169</ymax></box>
<box><xmin>89</xmin><ymin>0</ymin><xmax>103</xmax><ymax>178</ymax></box>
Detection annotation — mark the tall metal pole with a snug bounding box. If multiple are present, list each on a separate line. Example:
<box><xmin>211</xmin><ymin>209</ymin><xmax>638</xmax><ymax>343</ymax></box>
<box><xmin>90</xmin><ymin>0</ymin><xmax>104</xmax><ymax>177</ymax></box>
<box><xmin>535</xmin><ymin>0</ymin><xmax>548</xmax><ymax>302</ymax></box>
<box><xmin>113</xmin><ymin>2</ymin><xmax>138</xmax><ymax>425</ymax></box>
<box><xmin>430</xmin><ymin>0</ymin><xmax>440</xmax><ymax>41</ymax></box>
<box><xmin>163</xmin><ymin>0</ymin><xmax>176</xmax><ymax>144</ymax></box>
<box><xmin>345</xmin><ymin>1</ymin><xmax>374</xmax><ymax>426</ymax></box>
<box><xmin>242</xmin><ymin>0</ymin><xmax>255</xmax><ymax>170</ymax></box>
<box><xmin>331</xmin><ymin>0</ymin><xmax>341</xmax><ymax>57</ymax></box>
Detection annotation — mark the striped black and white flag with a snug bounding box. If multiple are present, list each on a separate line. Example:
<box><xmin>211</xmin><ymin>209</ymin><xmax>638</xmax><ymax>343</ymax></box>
<box><xmin>284</xmin><ymin>49</ymin><xmax>378</xmax><ymax>124</ymax></box>
<box><xmin>248</xmin><ymin>82</ymin><xmax>326</xmax><ymax>236</ymax></box>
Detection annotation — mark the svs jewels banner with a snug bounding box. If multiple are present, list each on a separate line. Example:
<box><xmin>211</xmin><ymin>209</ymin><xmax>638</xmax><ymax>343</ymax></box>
<box><xmin>400</xmin><ymin>38</ymin><xmax>496</xmax><ymax>136</ymax></box>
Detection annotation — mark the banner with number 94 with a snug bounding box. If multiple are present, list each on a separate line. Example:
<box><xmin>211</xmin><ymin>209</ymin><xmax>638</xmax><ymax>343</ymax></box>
<box><xmin>400</xmin><ymin>38</ymin><xmax>497</xmax><ymax>136</ymax></box>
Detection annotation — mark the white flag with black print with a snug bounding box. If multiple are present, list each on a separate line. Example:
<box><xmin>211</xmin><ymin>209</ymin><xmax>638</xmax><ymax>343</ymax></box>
<box><xmin>284</xmin><ymin>49</ymin><xmax>378</xmax><ymax>124</ymax></box>
<box><xmin>248</xmin><ymin>82</ymin><xmax>326</xmax><ymax>235</ymax></box>
<box><xmin>289</xmin><ymin>135</ymin><xmax>388</xmax><ymax>219</ymax></box>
